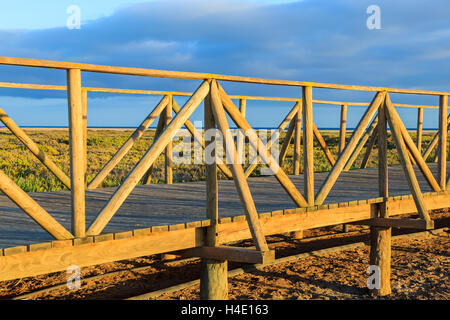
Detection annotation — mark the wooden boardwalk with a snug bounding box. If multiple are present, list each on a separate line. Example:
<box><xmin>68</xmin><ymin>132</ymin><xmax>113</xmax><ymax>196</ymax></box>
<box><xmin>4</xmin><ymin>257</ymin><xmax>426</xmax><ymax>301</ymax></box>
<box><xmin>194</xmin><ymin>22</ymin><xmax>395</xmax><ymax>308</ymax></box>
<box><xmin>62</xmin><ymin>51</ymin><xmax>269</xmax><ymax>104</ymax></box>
<box><xmin>0</xmin><ymin>56</ymin><xmax>448</xmax><ymax>296</ymax></box>
<box><xmin>0</xmin><ymin>163</ymin><xmax>445</xmax><ymax>248</ymax></box>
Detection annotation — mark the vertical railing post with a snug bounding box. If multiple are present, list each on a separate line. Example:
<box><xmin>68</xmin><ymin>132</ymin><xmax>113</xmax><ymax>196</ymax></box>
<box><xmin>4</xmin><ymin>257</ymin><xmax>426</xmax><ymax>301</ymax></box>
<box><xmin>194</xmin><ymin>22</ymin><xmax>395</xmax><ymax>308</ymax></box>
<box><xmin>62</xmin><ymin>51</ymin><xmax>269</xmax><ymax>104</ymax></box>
<box><xmin>339</xmin><ymin>104</ymin><xmax>348</xmax><ymax>154</ymax></box>
<box><xmin>82</xmin><ymin>88</ymin><xmax>88</xmax><ymax>181</ymax></box>
<box><xmin>165</xmin><ymin>95</ymin><xmax>173</xmax><ymax>184</ymax></box>
<box><xmin>237</xmin><ymin>98</ymin><xmax>247</xmax><ymax>166</ymax></box>
<box><xmin>416</xmin><ymin>107</ymin><xmax>423</xmax><ymax>154</ymax></box>
<box><xmin>67</xmin><ymin>68</ymin><xmax>85</xmax><ymax>238</ymax></box>
<box><xmin>370</xmin><ymin>95</ymin><xmax>391</xmax><ymax>297</ymax></box>
<box><xmin>340</xmin><ymin>103</ymin><xmax>349</xmax><ymax>232</ymax></box>
<box><xmin>438</xmin><ymin>95</ymin><xmax>447</xmax><ymax>189</ymax></box>
<box><xmin>200</xmin><ymin>84</ymin><xmax>227</xmax><ymax>300</ymax></box>
<box><xmin>293</xmin><ymin>100</ymin><xmax>302</xmax><ymax>175</ymax></box>
<box><xmin>302</xmin><ymin>86</ymin><xmax>314</xmax><ymax>206</ymax></box>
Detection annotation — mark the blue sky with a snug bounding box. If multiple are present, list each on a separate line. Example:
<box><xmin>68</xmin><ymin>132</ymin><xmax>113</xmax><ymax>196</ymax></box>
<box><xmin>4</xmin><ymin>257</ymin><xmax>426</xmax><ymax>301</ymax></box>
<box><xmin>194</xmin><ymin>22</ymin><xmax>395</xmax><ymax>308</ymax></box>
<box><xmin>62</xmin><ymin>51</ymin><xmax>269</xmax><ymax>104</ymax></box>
<box><xmin>0</xmin><ymin>0</ymin><xmax>449</xmax><ymax>128</ymax></box>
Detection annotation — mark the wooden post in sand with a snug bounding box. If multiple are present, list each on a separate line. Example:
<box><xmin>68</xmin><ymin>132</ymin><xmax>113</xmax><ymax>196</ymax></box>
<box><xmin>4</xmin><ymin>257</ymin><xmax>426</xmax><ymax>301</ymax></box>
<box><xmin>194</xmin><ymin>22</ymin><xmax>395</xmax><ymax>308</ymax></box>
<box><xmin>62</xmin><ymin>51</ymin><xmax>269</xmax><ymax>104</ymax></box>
<box><xmin>200</xmin><ymin>84</ymin><xmax>228</xmax><ymax>300</ymax></box>
<box><xmin>369</xmin><ymin>95</ymin><xmax>391</xmax><ymax>297</ymax></box>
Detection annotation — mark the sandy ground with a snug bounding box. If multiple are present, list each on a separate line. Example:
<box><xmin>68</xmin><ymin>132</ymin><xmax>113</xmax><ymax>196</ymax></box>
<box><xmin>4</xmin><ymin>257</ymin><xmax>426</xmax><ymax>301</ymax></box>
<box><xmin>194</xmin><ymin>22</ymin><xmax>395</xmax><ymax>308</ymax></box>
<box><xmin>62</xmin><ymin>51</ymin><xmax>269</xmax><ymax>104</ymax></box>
<box><xmin>157</xmin><ymin>233</ymin><xmax>449</xmax><ymax>300</ymax></box>
<box><xmin>0</xmin><ymin>211</ymin><xmax>448</xmax><ymax>300</ymax></box>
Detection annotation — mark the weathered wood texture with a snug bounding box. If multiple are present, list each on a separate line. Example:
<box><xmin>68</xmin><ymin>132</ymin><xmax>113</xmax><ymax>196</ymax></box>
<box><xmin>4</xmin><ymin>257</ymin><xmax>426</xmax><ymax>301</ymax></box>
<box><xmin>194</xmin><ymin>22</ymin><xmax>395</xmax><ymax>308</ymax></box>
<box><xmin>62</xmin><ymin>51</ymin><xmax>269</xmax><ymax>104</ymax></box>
<box><xmin>1</xmin><ymin>191</ymin><xmax>448</xmax><ymax>282</ymax></box>
<box><xmin>87</xmin><ymin>96</ymin><xmax>169</xmax><ymax>189</ymax></box>
<box><xmin>385</xmin><ymin>95</ymin><xmax>431</xmax><ymax>222</ymax></box>
<box><xmin>0</xmin><ymin>106</ymin><xmax>71</xmax><ymax>189</ymax></box>
<box><xmin>302</xmin><ymin>86</ymin><xmax>314</xmax><ymax>205</ymax></box>
<box><xmin>86</xmin><ymin>81</ymin><xmax>210</xmax><ymax>235</ymax></box>
<box><xmin>67</xmin><ymin>69</ymin><xmax>86</xmax><ymax>237</ymax></box>
<box><xmin>0</xmin><ymin>163</ymin><xmax>447</xmax><ymax>249</ymax></box>
<box><xmin>339</xmin><ymin>104</ymin><xmax>347</xmax><ymax>153</ymax></box>
<box><xmin>315</xmin><ymin>92</ymin><xmax>385</xmax><ymax>205</ymax></box>
<box><xmin>210</xmin><ymin>80</ymin><xmax>268</xmax><ymax>252</ymax></box>
<box><xmin>438</xmin><ymin>95</ymin><xmax>448</xmax><ymax>189</ymax></box>
<box><xmin>417</xmin><ymin>107</ymin><xmax>423</xmax><ymax>153</ymax></box>
<box><xmin>2</xmin><ymin>56</ymin><xmax>449</xmax><ymax>95</ymax></box>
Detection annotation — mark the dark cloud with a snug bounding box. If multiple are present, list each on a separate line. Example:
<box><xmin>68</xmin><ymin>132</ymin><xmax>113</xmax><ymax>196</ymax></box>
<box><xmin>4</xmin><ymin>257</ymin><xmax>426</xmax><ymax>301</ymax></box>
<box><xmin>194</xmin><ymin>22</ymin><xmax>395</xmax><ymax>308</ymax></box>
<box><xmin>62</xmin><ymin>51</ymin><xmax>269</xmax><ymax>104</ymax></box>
<box><xmin>0</xmin><ymin>0</ymin><xmax>448</xmax><ymax>126</ymax></box>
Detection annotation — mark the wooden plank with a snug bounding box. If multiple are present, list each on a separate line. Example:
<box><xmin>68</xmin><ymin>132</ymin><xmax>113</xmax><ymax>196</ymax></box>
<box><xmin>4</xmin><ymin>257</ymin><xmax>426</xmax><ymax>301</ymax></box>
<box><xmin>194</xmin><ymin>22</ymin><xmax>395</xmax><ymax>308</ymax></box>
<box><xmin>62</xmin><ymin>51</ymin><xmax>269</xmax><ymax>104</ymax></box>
<box><xmin>315</xmin><ymin>92</ymin><xmax>385</xmax><ymax>205</ymax></box>
<box><xmin>339</xmin><ymin>104</ymin><xmax>347</xmax><ymax>153</ymax></box>
<box><xmin>86</xmin><ymin>80</ymin><xmax>210</xmax><ymax>235</ymax></box>
<box><xmin>0</xmin><ymin>106</ymin><xmax>71</xmax><ymax>189</ymax></box>
<box><xmin>217</xmin><ymin>202</ymin><xmax>376</xmax><ymax>244</ymax></box>
<box><xmin>2</xmin><ymin>192</ymin><xmax>449</xmax><ymax>282</ymax></box>
<box><xmin>387</xmin><ymin>192</ymin><xmax>450</xmax><ymax>215</ymax></box>
<box><xmin>302</xmin><ymin>86</ymin><xmax>314</xmax><ymax>205</ymax></box>
<box><xmin>354</xmin><ymin>218</ymin><xmax>433</xmax><ymax>230</ymax></box>
<box><xmin>218</xmin><ymin>84</ymin><xmax>308</xmax><ymax>208</ymax></box>
<box><xmin>67</xmin><ymin>68</ymin><xmax>85</xmax><ymax>237</ymax></box>
<box><xmin>439</xmin><ymin>95</ymin><xmax>448</xmax><ymax>189</ymax></box>
<box><xmin>0</xmin><ymin>170</ymin><xmax>73</xmax><ymax>240</ymax></box>
<box><xmin>88</xmin><ymin>96</ymin><xmax>168</xmax><ymax>189</ymax></box>
<box><xmin>210</xmin><ymin>80</ymin><xmax>268</xmax><ymax>252</ymax></box>
<box><xmin>384</xmin><ymin>94</ymin><xmax>431</xmax><ymax>221</ymax></box>
<box><xmin>0</xmin><ymin>228</ymin><xmax>204</xmax><ymax>282</ymax></box>
<box><xmin>179</xmin><ymin>246</ymin><xmax>275</xmax><ymax>264</ymax></box>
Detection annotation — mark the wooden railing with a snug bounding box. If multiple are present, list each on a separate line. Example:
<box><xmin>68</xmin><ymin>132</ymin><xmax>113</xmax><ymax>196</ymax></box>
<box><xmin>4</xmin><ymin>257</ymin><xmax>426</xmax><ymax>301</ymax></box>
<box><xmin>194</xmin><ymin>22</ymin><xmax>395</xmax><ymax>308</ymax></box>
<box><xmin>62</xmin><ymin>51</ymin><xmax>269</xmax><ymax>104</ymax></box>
<box><xmin>0</xmin><ymin>56</ymin><xmax>447</xmax><ymax>240</ymax></box>
<box><xmin>0</xmin><ymin>56</ymin><xmax>448</xmax><ymax>298</ymax></box>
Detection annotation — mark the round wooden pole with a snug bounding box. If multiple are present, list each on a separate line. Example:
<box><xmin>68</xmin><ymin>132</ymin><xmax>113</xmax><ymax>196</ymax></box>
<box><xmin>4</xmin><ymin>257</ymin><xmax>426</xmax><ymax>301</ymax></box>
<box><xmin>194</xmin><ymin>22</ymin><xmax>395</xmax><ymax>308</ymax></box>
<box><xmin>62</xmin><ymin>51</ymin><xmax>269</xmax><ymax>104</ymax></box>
<box><xmin>200</xmin><ymin>89</ymin><xmax>228</xmax><ymax>300</ymax></box>
<box><xmin>67</xmin><ymin>68</ymin><xmax>86</xmax><ymax>238</ymax></box>
<box><xmin>369</xmin><ymin>97</ymin><xmax>391</xmax><ymax>297</ymax></box>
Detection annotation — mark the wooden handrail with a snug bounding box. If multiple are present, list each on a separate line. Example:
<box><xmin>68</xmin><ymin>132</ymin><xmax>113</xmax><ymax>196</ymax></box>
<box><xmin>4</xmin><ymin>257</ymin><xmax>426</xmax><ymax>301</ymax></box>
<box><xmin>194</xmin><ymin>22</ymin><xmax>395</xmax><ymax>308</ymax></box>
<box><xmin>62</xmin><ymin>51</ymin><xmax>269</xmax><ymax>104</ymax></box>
<box><xmin>0</xmin><ymin>81</ymin><xmax>442</xmax><ymax>109</ymax></box>
<box><xmin>0</xmin><ymin>56</ymin><xmax>449</xmax><ymax>95</ymax></box>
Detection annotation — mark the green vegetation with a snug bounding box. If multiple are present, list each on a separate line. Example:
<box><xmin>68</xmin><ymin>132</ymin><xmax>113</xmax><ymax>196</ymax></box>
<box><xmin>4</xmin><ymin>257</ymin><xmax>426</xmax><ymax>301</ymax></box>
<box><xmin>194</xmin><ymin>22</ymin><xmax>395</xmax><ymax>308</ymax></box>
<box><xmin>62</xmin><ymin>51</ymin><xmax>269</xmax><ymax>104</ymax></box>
<box><xmin>0</xmin><ymin>129</ymin><xmax>441</xmax><ymax>192</ymax></box>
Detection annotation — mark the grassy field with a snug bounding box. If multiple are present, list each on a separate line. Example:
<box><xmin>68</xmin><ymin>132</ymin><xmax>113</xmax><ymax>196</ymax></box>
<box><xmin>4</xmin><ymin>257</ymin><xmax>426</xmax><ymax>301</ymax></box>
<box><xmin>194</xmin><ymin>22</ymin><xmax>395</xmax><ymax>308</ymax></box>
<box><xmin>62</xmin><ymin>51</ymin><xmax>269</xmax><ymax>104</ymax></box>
<box><xmin>0</xmin><ymin>128</ymin><xmax>441</xmax><ymax>193</ymax></box>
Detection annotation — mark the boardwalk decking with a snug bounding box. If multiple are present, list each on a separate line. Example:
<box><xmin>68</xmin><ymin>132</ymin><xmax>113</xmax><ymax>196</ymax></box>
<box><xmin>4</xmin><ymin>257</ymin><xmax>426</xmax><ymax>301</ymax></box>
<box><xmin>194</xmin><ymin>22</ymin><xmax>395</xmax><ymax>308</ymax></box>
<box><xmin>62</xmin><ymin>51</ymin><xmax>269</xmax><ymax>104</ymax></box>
<box><xmin>0</xmin><ymin>163</ymin><xmax>446</xmax><ymax>248</ymax></box>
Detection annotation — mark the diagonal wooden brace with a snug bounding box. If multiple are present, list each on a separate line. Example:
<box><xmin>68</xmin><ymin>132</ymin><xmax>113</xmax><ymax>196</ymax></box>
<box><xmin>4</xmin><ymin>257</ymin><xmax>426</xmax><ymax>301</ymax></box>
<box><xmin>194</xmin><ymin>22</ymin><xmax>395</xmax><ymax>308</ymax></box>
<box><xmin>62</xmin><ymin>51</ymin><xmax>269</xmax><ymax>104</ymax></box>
<box><xmin>218</xmin><ymin>83</ymin><xmax>308</xmax><ymax>208</ymax></box>
<box><xmin>384</xmin><ymin>94</ymin><xmax>431</xmax><ymax>222</ymax></box>
<box><xmin>0</xmin><ymin>106</ymin><xmax>72</xmax><ymax>189</ymax></box>
<box><xmin>210</xmin><ymin>80</ymin><xmax>269</xmax><ymax>252</ymax></box>
<box><xmin>245</xmin><ymin>101</ymin><xmax>301</xmax><ymax>177</ymax></box>
<box><xmin>315</xmin><ymin>92</ymin><xmax>385</xmax><ymax>205</ymax></box>
<box><xmin>88</xmin><ymin>95</ymin><xmax>169</xmax><ymax>189</ymax></box>
<box><xmin>172</xmin><ymin>98</ymin><xmax>233</xmax><ymax>179</ymax></box>
<box><xmin>86</xmin><ymin>80</ymin><xmax>210</xmax><ymax>235</ymax></box>
<box><xmin>0</xmin><ymin>169</ymin><xmax>73</xmax><ymax>239</ymax></box>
